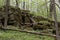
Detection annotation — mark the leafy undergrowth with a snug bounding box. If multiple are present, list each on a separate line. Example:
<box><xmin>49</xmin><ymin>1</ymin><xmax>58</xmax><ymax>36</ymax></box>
<box><xmin>0</xmin><ymin>30</ymin><xmax>55</xmax><ymax>40</ymax></box>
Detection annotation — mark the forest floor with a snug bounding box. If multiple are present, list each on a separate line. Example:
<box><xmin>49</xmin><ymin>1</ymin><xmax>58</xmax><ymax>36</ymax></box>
<box><xmin>0</xmin><ymin>29</ymin><xmax>55</xmax><ymax>40</ymax></box>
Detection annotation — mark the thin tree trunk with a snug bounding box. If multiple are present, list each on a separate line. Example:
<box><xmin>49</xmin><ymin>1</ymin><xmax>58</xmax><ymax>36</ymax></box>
<box><xmin>0</xmin><ymin>17</ymin><xmax>2</xmax><ymax>28</ymax></box>
<box><xmin>29</xmin><ymin>0</ymin><xmax>32</xmax><ymax>10</ymax></box>
<box><xmin>4</xmin><ymin>0</ymin><xmax>10</xmax><ymax>27</ymax></box>
<box><xmin>53</xmin><ymin>0</ymin><xmax>60</xmax><ymax>40</ymax></box>
<box><xmin>58</xmin><ymin>0</ymin><xmax>60</xmax><ymax>11</ymax></box>
<box><xmin>45</xmin><ymin>0</ymin><xmax>48</xmax><ymax>18</ymax></box>
<box><xmin>50</xmin><ymin>0</ymin><xmax>53</xmax><ymax>18</ymax></box>
<box><xmin>58</xmin><ymin>0</ymin><xmax>60</xmax><ymax>3</ymax></box>
<box><xmin>16</xmin><ymin>0</ymin><xmax>19</xmax><ymax>8</ymax></box>
<box><xmin>23</xmin><ymin>2</ymin><xmax>25</xmax><ymax>10</ymax></box>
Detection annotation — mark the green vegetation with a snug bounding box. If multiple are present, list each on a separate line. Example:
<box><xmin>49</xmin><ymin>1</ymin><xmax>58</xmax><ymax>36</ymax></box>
<box><xmin>0</xmin><ymin>30</ymin><xmax>55</xmax><ymax>40</ymax></box>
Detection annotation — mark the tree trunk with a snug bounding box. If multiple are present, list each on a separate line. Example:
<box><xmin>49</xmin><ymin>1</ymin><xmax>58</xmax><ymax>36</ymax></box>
<box><xmin>23</xmin><ymin>2</ymin><xmax>25</xmax><ymax>10</ymax></box>
<box><xmin>16</xmin><ymin>0</ymin><xmax>19</xmax><ymax>8</ymax></box>
<box><xmin>4</xmin><ymin>0</ymin><xmax>10</xmax><ymax>27</ymax></box>
<box><xmin>45</xmin><ymin>0</ymin><xmax>48</xmax><ymax>18</ymax></box>
<box><xmin>53</xmin><ymin>0</ymin><xmax>60</xmax><ymax>40</ymax></box>
<box><xmin>49</xmin><ymin>0</ymin><xmax>54</xmax><ymax>18</ymax></box>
